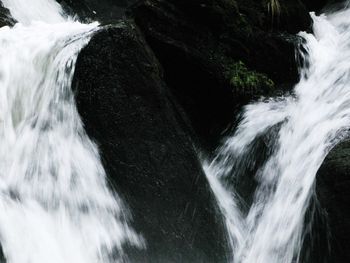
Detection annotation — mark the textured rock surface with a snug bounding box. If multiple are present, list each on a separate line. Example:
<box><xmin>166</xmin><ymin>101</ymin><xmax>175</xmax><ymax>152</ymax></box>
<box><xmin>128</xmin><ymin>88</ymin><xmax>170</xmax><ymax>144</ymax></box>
<box><xmin>129</xmin><ymin>0</ymin><xmax>310</xmax><ymax>149</ymax></box>
<box><xmin>57</xmin><ymin>0</ymin><xmax>312</xmax><ymax>150</ymax></box>
<box><xmin>57</xmin><ymin>0</ymin><xmax>137</xmax><ymax>22</ymax></box>
<box><xmin>316</xmin><ymin>141</ymin><xmax>350</xmax><ymax>263</ymax></box>
<box><xmin>73</xmin><ymin>22</ymin><xmax>228</xmax><ymax>262</ymax></box>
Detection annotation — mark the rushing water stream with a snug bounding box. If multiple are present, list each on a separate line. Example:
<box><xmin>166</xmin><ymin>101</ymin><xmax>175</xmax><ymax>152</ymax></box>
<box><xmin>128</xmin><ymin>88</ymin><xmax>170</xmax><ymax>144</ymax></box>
<box><xmin>0</xmin><ymin>1</ymin><xmax>142</xmax><ymax>262</ymax></box>
<box><xmin>1</xmin><ymin>0</ymin><xmax>349</xmax><ymax>262</ymax></box>
<box><xmin>205</xmin><ymin>4</ymin><xmax>350</xmax><ymax>263</ymax></box>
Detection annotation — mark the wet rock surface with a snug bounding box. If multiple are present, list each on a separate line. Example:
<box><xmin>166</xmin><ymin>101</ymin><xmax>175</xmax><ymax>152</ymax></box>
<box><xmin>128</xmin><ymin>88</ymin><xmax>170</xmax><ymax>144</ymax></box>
<box><xmin>317</xmin><ymin>141</ymin><xmax>350</xmax><ymax>263</ymax></box>
<box><xmin>73</xmin><ymin>22</ymin><xmax>228</xmax><ymax>262</ymax></box>
<box><xmin>57</xmin><ymin>0</ymin><xmax>312</xmax><ymax>150</ymax></box>
<box><xmin>57</xmin><ymin>0</ymin><xmax>137</xmax><ymax>23</ymax></box>
<box><xmin>128</xmin><ymin>0</ymin><xmax>309</xmax><ymax>149</ymax></box>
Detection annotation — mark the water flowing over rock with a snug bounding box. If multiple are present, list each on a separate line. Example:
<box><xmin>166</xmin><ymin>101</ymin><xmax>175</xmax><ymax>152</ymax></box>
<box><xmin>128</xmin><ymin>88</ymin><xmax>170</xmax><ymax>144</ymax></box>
<box><xmin>205</xmin><ymin>5</ymin><xmax>350</xmax><ymax>263</ymax></box>
<box><xmin>0</xmin><ymin>0</ymin><xmax>143</xmax><ymax>262</ymax></box>
<box><xmin>1</xmin><ymin>0</ymin><xmax>350</xmax><ymax>262</ymax></box>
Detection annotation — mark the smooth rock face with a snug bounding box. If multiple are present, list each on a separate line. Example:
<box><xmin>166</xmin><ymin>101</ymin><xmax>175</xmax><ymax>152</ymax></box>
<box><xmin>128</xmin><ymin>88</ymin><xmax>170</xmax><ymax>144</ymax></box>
<box><xmin>317</xmin><ymin>141</ymin><xmax>350</xmax><ymax>263</ymax></box>
<box><xmin>73</xmin><ymin>22</ymin><xmax>228</xmax><ymax>262</ymax></box>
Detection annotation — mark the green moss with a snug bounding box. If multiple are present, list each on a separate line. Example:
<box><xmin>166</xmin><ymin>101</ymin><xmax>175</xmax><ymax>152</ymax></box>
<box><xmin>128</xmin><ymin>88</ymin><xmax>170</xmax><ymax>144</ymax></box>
<box><xmin>225</xmin><ymin>61</ymin><xmax>274</xmax><ymax>94</ymax></box>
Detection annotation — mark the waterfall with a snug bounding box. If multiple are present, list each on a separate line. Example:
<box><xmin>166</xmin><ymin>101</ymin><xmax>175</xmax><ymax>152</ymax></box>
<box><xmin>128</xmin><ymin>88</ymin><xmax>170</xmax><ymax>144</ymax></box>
<box><xmin>0</xmin><ymin>1</ymin><xmax>143</xmax><ymax>262</ymax></box>
<box><xmin>205</xmin><ymin>6</ymin><xmax>350</xmax><ymax>263</ymax></box>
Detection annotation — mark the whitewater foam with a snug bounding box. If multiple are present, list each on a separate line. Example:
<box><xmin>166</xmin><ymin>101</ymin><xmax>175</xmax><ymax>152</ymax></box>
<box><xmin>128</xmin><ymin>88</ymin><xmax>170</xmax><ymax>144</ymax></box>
<box><xmin>0</xmin><ymin>1</ymin><xmax>143</xmax><ymax>262</ymax></box>
<box><xmin>205</xmin><ymin>7</ymin><xmax>350</xmax><ymax>263</ymax></box>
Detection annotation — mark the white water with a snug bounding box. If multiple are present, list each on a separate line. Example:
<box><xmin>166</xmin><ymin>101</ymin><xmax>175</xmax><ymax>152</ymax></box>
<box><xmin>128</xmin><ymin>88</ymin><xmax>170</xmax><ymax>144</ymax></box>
<box><xmin>0</xmin><ymin>1</ymin><xmax>143</xmax><ymax>262</ymax></box>
<box><xmin>205</xmin><ymin>5</ymin><xmax>350</xmax><ymax>263</ymax></box>
<box><xmin>1</xmin><ymin>0</ymin><xmax>66</xmax><ymax>24</ymax></box>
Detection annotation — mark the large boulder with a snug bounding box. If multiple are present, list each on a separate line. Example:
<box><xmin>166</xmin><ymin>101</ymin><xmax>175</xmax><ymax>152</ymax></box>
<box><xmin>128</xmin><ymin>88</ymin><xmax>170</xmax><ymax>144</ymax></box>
<box><xmin>56</xmin><ymin>0</ymin><xmax>311</xmax><ymax>149</ymax></box>
<box><xmin>316</xmin><ymin>141</ymin><xmax>350</xmax><ymax>263</ymax></box>
<box><xmin>73</xmin><ymin>21</ymin><xmax>228</xmax><ymax>262</ymax></box>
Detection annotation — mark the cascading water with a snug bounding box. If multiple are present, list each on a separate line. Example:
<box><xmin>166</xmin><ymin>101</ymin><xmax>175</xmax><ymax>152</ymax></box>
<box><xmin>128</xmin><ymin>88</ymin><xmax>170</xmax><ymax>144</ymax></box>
<box><xmin>205</xmin><ymin>5</ymin><xmax>350</xmax><ymax>263</ymax></box>
<box><xmin>0</xmin><ymin>1</ymin><xmax>143</xmax><ymax>262</ymax></box>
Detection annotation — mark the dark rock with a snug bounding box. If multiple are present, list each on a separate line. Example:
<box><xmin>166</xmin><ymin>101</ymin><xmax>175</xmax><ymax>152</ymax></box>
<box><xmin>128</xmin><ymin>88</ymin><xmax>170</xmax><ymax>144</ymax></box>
<box><xmin>298</xmin><ymin>193</ymin><xmax>331</xmax><ymax>263</ymax></box>
<box><xmin>128</xmin><ymin>0</ymin><xmax>307</xmax><ymax>149</ymax></box>
<box><xmin>73</xmin><ymin>21</ymin><xmax>228</xmax><ymax>262</ymax></box>
<box><xmin>316</xmin><ymin>140</ymin><xmax>350</xmax><ymax>262</ymax></box>
<box><xmin>301</xmin><ymin>0</ymin><xmax>345</xmax><ymax>13</ymax></box>
<box><xmin>272</xmin><ymin>0</ymin><xmax>311</xmax><ymax>34</ymax></box>
<box><xmin>301</xmin><ymin>0</ymin><xmax>329</xmax><ymax>12</ymax></box>
<box><xmin>57</xmin><ymin>0</ymin><xmax>138</xmax><ymax>23</ymax></box>
<box><xmin>237</xmin><ymin>0</ymin><xmax>311</xmax><ymax>34</ymax></box>
<box><xmin>0</xmin><ymin>4</ymin><xmax>16</xmax><ymax>26</ymax></box>
<box><xmin>0</xmin><ymin>245</ymin><xmax>4</xmax><ymax>263</ymax></box>
<box><xmin>129</xmin><ymin>0</ymin><xmax>240</xmax><ymax>148</ymax></box>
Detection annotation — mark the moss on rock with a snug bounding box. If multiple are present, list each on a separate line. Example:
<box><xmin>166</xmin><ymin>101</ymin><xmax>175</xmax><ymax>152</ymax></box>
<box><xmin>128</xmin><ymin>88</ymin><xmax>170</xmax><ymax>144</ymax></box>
<box><xmin>225</xmin><ymin>61</ymin><xmax>275</xmax><ymax>95</ymax></box>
